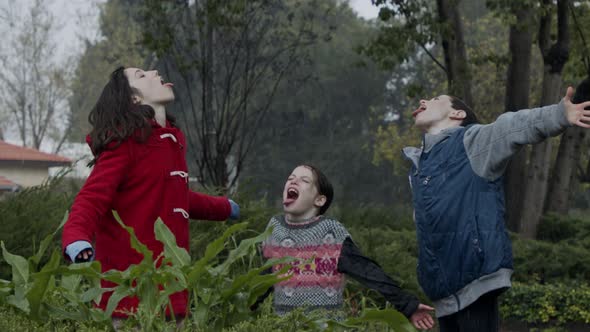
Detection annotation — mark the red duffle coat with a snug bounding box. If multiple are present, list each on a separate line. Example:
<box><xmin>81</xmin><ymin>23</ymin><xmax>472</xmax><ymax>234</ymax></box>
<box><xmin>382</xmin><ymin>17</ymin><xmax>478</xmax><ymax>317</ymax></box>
<box><xmin>61</xmin><ymin>122</ymin><xmax>231</xmax><ymax>317</ymax></box>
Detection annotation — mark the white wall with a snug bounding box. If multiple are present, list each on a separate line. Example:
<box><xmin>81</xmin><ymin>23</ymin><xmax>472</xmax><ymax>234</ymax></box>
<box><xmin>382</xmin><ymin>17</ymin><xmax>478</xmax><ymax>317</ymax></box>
<box><xmin>0</xmin><ymin>165</ymin><xmax>49</xmax><ymax>187</ymax></box>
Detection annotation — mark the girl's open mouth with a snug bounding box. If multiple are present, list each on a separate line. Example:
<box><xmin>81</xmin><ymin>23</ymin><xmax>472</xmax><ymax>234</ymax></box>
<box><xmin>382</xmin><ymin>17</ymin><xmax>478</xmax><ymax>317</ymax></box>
<box><xmin>284</xmin><ymin>188</ymin><xmax>299</xmax><ymax>206</ymax></box>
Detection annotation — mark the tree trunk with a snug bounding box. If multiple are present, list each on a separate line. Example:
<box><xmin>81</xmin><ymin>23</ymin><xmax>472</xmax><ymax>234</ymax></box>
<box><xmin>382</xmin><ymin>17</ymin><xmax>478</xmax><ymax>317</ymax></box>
<box><xmin>546</xmin><ymin>127</ymin><xmax>585</xmax><ymax>213</ymax></box>
<box><xmin>503</xmin><ymin>6</ymin><xmax>535</xmax><ymax>233</ymax></box>
<box><xmin>520</xmin><ymin>76</ymin><xmax>560</xmax><ymax>237</ymax></box>
<box><xmin>520</xmin><ymin>0</ymin><xmax>569</xmax><ymax>239</ymax></box>
<box><xmin>436</xmin><ymin>0</ymin><xmax>473</xmax><ymax>106</ymax></box>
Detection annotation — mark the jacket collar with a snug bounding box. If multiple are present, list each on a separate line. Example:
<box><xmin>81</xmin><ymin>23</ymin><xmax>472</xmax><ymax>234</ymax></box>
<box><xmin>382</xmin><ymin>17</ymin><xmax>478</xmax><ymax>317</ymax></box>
<box><xmin>149</xmin><ymin>119</ymin><xmax>173</xmax><ymax>129</ymax></box>
<box><xmin>402</xmin><ymin>127</ymin><xmax>463</xmax><ymax>170</ymax></box>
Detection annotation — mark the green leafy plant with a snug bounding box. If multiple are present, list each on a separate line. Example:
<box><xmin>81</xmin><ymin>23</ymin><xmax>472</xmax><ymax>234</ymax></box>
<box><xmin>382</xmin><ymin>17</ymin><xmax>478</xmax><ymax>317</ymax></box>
<box><xmin>501</xmin><ymin>282</ymin><xmax>590</xmax><ymax>325</ymax></box>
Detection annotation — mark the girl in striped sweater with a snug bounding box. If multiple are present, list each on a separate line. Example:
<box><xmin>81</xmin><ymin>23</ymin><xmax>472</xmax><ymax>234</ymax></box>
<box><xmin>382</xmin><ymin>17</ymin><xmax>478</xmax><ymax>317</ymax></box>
<box><xmin>258</xmin><ymin>164</ymin><xmax>435</xmax><ymax>330</ymax></box>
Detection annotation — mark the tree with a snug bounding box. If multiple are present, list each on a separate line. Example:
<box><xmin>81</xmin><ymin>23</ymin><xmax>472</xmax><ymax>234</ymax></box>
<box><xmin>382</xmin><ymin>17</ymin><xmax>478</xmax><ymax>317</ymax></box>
<box><xmin>520</xmin><ymin>0</ymin><xmax>570</xmax><ymax>238</ymax></box>
<box><xmin>0</xmin><ymin>0</ymin><xmax>72</xmax><ymax>152</ymax></box>
<box><xmin>244</xmin><ymin>2</ymin><xmax>405</xmax><ymax>206</ymax></box>
<box><xmin>68</xmin><ymin>0</ymin><xmax>147</xmax><ymax>142</ymax></box>
<box><xmin>490</xmin><ymin>0</ymin><xmax>536</xmax><ymax>232</ymax></box>
<box><xmin>545</xmin><ymin>2</ymin><xmax>590</xmax><ymax>214</ymax></box>
<box><xmin>140</xmin><ymin>0</ymin><xmax>324</xmax><ymax>190</ymax></box>
<box><xmin>366</xmin><ymin>0</ymin><xmax>473</xmax><ymax>104</ymax></box>
<box><xmin>436</xmin><ymin>0</ymin><xmax>473</xmax><ymax>105</ymax></box>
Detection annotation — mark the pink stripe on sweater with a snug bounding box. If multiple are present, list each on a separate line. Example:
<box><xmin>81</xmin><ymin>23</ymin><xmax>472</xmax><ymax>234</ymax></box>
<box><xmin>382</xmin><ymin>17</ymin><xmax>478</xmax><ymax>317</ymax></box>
<box><xmin>263</xmin><ymin>244</ymin><xmax>342</xmax><ymax>259</ymax></box>
<box><xmin>277</xmin><ymin>273</ymin><xmax>345</xmax><ymax>288</ymax></box>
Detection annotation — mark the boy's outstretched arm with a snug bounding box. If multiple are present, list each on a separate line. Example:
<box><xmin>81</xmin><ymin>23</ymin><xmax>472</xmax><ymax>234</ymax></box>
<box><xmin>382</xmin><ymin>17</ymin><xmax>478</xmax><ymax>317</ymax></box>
<box><xmin>464</xmin><ymin>87</ymin><xmax>590</xmax><ymax>181</ymax></box>
<box><xmin>337</xmin><ymin>237</ymin><xmax>434</xmax><ymax>330</ymax></box>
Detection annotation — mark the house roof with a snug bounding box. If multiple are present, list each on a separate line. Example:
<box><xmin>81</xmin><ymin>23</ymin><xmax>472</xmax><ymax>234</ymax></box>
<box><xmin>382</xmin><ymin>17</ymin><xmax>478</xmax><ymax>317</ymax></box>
<box><xmin>0</xmin><ymin>140</ymin><xmax>71</xmax><ymax>165</ymax></box>
<box><xmin>0</xmin><ymin>175</ymin><xmax>20</xmax><ymax>191</ymax></box>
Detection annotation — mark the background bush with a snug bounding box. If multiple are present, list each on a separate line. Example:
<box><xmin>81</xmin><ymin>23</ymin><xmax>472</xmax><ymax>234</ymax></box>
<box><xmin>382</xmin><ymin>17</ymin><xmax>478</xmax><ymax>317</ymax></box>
<box><xmin>2</xmin><ymin>179</ymin><xmax>590</xmax><ymax>330</ymax></box>
<box><xmin>0</xmin><ymin>175</ymin><xmax>76</xmax><ymax>279</ymax></box>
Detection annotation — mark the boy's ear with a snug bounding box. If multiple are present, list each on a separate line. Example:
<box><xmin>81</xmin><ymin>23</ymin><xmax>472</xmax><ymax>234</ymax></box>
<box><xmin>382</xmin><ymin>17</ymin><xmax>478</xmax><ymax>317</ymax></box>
<box><xmin>450</xmin><ymin>109</ymin><xmax>466</xmax><ymax>120</ymax></box>
<box><xmin>314</xmin><ymin>195</ymin><xmax>327</xmax><ymax>208</ymax></box>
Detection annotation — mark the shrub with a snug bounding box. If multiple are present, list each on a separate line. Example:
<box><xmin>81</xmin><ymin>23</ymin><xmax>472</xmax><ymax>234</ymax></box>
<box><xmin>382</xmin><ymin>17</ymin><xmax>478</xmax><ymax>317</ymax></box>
<box><xmin>1</xmin><ymin>212</ymin><xmax>414</xmax><ymax>332</ymax></box>
<box><xmin>511</xmin><ymin>236</ymin><xmax>590</xmax><ymax>282</ymax></box>
<box><xmin>537</xmin><ymin>214</ymin><xmax>590</xmax><ymax>247</ymax></box>
<box><xmin>0</xmin><ymin>175</ymin><xmax>75</xmax><ymax>279</ymax></box>
<box><xmin>500</xmin><ymin>282</ymin><xmax>590</xmax><ymax>325</ymax></box>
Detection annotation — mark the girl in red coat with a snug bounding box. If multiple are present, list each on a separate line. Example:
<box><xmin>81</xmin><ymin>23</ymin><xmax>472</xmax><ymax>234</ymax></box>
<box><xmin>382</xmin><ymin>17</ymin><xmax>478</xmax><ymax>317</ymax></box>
<box><xmin>61</xmin><ymin>66</ymin><xmax>239</xmax><ymax>322</ymax></box>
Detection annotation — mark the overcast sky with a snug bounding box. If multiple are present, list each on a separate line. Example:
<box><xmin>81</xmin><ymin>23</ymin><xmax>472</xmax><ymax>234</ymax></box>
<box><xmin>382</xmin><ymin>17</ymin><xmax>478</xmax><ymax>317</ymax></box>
<box><xmin>349</xmin><ymin>0</ymin><xmax>379</xmax><ymax>19</ymax></box>
<box><xmin>0</xmin><ymin>0</ymin><xmax>378</xmax><ymax>150</ymax></box>
<box><xmin>2</xmin><ymin>0</ymin><xmax>377</xmax><ymax>61</ymax></box>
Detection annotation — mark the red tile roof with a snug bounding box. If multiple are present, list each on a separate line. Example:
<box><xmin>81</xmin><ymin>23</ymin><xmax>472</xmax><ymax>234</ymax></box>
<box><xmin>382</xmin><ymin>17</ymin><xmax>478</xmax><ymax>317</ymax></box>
<box><xmin>0</xmin><ymin>175</ymin><xmax>19</xmax><ymax>190</ymax></box>
<box><xmin>0</xmin><ymin>140</ymin><xmax>71</xmax><ymax>164</ymax></box>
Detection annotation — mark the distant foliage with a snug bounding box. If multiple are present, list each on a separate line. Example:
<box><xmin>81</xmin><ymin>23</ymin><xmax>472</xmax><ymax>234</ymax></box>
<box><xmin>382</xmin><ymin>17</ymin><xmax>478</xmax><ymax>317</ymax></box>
<box><xmin>501</xmin><ymin>282</ymin><xmax>590</xmax><ymax>325</ymax></box>
<box><xmin>0</xmin><ymin>197</ymin><xmax>413</xmax><ymax>331</ymax></box>
<box><xmin>2</xmin><ymin>181</ymin><xmax>590</xmax><ymax>329</ymax></box>
<box><xmin>537</xmin><ymin>214</ymin><xmax>590</xmax><ymax>246</ymax></box>
<box><xmin>0</xmin><ymin>175</ymin><xmax>75</xmax><ymax>279</ymax></box>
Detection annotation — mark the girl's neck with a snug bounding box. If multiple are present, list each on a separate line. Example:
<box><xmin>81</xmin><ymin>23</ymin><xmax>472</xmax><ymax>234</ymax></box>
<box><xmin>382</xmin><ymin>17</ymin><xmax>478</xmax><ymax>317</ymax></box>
<box><xmin>144</xmin><ymin>102</ymin><xmax>167</xmax><ymax>127</ymax></box>
<box><xmin>285</xmin><ymin>213</ymin><xmax>321</xmax><ymax>226</ymax></box>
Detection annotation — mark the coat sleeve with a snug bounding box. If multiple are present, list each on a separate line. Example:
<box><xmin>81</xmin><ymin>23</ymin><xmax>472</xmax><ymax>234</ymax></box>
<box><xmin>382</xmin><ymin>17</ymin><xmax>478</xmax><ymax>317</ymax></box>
<box><xmin>61</xmin><ymin>142</ymin><xmax>133</xmax><ymax>256</ymax></box>
<box><xmin>464</xmin><ymin>100</ymin><xmax>571</xmax><ymax>180</ymax></box>
<box><xmin>337</xmin><ymin>237</ymin><xmax>420</xmax><ymax>318</ymax></box>
<box><xmin>188</xmin><ymin>191</ymin><xmax>231</xmax><ymax>221</ymax></box>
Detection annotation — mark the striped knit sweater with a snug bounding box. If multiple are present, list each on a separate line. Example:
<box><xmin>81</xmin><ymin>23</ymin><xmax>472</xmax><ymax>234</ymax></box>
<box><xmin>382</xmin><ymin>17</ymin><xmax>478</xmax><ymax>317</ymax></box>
<box><xmin>262</xmin><ymin>215</ymin><xmax>351</xmax><ymax>315</ymax></box>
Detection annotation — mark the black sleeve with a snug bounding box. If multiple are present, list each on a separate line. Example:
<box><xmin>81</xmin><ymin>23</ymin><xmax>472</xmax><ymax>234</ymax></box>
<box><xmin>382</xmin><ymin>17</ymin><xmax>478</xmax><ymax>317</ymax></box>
<box><xmin>250</xmin><ymin>267</ymin><xmax>274</xmax><ymax>311</ymax></box>
<box><xmin>337</xmin><ymin>237</ymin><xmax>420</xmax><ymax>318</ymax></box>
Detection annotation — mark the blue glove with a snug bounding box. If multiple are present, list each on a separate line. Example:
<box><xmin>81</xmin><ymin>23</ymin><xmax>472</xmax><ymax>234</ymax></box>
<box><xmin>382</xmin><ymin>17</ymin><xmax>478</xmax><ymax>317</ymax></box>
<box><xmin>65</xmin><ymin>241</ymin><xmax>94</xmax><ymax>263</ymax></box>
<box><xmin>229</xmin><ymin>199</ymin><xmax>240</xmax><ymax>220</ymax></box>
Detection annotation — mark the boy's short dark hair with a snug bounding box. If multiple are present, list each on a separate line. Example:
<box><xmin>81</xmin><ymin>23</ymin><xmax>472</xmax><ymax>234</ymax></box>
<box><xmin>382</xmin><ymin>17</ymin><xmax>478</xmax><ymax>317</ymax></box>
<box><xmin>450</xmin><ymin>96</ymin><xmax>479</xmax><ymax>126</ymax></box>
<box><xmin>301</xmin><ymin>164</ymin><xmax>333</xmax><ymax>215</ymax></box>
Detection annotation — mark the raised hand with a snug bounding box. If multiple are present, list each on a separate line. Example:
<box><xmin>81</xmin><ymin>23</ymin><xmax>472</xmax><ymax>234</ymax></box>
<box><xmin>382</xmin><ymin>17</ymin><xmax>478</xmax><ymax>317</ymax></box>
<box><xmin>229</xmin><ymin>199</ymin><xmax>240</xmax><ymax>220</ymax></box>
<box><xmin>75</xmin><ymin>248</ymin><xmax>94</xmax><ymax>263</ymax></box>
<box><xmin>563</xmin><ymin>86</ymin><xmax>590</xmax><ymax>128</ymax></box>
<box><xmin>410</xmin><ymin>303</ymin><xmax>435</xmax><ymax>330</ymax></box>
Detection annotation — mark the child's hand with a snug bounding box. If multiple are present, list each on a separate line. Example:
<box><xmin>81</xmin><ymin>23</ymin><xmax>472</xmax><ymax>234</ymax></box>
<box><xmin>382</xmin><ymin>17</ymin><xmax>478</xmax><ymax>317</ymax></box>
<box><xmin>75</xmin><ymin>248</ymin><xmax>94</xmax><ymax>263</ymax></box>
<box><xmin>409</xmin><ymin>303</ymin><xmax>435</xmax><ymax>330</ymax></box>
<box><xmin>229</xmin><ymin>199</ymin><xmax>240</xmax><ymax>220</ymax></box>
<box><xmin>65</xmin><ymin>241</ymin><xmax>94</xmax><ymax>263</ymax></box>
<box><xmin>563</xmin><ymin>86</ymin><xmax>590</xmax><ymax>128</ymax></box>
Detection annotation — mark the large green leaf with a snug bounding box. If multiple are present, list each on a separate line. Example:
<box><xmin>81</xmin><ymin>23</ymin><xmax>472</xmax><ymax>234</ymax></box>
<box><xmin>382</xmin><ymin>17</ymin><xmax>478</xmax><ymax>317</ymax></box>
<box><xmin>45</xmin><ymin>303</ymin><xmax>87</xmax><ymax>321</ymax></box>
<box><xmin>187</xmin><ymin>222</ymin><xmax>249</xmax><ymax>283</ymax></box>
<box><xmin>112</xmin><ymin>210</ymin><xmax>153</xmax><ymax>263</ymax></box>
<box><xmin>80</xmin><ymin>286</ymin><xmax>105</xmax><ymax>304</ymax></box>
<box><xmin>157</xmin><ymin>265</ymin><xmax>188</xmax><ymax>291</ymax></box>
<box><xmin>26</xmin><ymin>250</ymin><xmax>61</xmax><ymax>321</ymax></box>
<box><xmin>0</xmin><ymin>279</ymin><xmax>11</xmax><ymax>303</ymax></box>
<box><xmin>136</xmin><ymin>275</ymin><xmax>158</xmax><ymax>317</ymax></box>
<box><xmin>221</xmin><ymin>258</ymin><xmax>291</xmax><ymax>302</ymax></box>
<box><xmin>58</xmin><ymin>261</ymin><xmax>102</xmax><ymax>279</ymax></box>
<box><xmin>7</xmin><ymin>287</ymin><xmax>29</xmax><ymax>313</ymax></box>
<box><xmin>154</xmin><ymin>218</ymin><xmax>190</xmax><ymax>267</ymax></box>
<box><xmin>105</xmin><ymin>285</ymin><xmax>131</xmax><ymax>317</ymax></box>
<box><xmin>211</xmin><ymin>227</ymin><xmax>272</xmax><ymax>275</ymax></box>
<box><xmin>1</xmin><ymin>241</ymin><xmax>30</xmax><ymax>286</ymax></box>
<box><xmin>30</xmin><ymin>211</ymin><xmax>68</xmax><ymax>266</ymax></box>
<box><xmin>101</xmin><ymin>268</ymin><xmax>128</xmax><ymax>285</ymax></box>
<box><xmin>60</xmin><ymin>274</ymin><xmax>82</xmax><ymax>292</ymax></box>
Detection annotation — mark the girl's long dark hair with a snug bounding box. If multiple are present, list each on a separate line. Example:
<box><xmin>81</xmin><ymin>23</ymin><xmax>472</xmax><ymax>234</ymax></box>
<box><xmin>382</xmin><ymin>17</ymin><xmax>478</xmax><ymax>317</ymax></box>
<box><xmin>87</xmin><ymin>66</ymin><xmax>175</xmax><ymax>166</ymax></box>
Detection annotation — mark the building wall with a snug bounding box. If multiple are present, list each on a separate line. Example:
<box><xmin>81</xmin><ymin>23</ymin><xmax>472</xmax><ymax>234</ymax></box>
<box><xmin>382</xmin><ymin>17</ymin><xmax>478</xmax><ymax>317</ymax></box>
<box><xmin>0</xmin><ymin>165</ymin><xmax>49</xmax><ymax>187</ymax></box>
